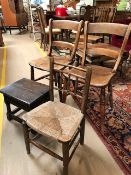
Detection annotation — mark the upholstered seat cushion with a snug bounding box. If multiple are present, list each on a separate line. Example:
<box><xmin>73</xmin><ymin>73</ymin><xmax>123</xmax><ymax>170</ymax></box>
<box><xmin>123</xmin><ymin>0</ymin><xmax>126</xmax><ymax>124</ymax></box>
<box><xmin>29</xmin><ymin>55</ymin><xmax>72</xmax><ymax>71</ymax></box>
<box><xmin>23</xmin><ymin>101</ymin><xmax>83</xmax><ymax>142</ymax></box>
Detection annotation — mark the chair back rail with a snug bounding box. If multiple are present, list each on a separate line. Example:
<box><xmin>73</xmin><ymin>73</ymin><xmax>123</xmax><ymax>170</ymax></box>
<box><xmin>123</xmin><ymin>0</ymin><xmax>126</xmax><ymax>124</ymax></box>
<box><xmin>49</xmin><ymin>57</ymin><xmax>92</xmax><ymax>114</ymax></box>
<box><xmin>88</xmin><ymin>23</ymin><xmax>129</xmax><ymax>36</ymax></box>
<box><xmin>82</xmin><ymin>22</ymin><xmax>131</xmax><ymax>72</ymax></box>
<box><xmin>48</xmin><ymin>19</ymin><xmax>84</xmax><ymax>62</ymax></box>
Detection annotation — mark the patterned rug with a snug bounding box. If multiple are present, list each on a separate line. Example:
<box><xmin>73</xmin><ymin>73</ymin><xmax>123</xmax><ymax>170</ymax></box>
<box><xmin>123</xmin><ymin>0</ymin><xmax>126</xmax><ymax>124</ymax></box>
<box><xmin>74</xmin><ymin>77</ymin><xmax>131</xmax><ymax>175</ymax></box>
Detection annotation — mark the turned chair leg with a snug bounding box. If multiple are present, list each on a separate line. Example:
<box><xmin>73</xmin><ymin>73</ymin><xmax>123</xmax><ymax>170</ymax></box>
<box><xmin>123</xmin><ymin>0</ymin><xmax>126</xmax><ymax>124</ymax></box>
<box><xmin>62</xmin><ymin>77</ymin><xmax>68</xmax><ymax>103</ymax></box>
<box><xmin>100</xmin><ymin>87</ymin><xmax>106</xmax><ymax>129</ymax></box>
<box><xmin>108</xmin><ymin>83</ymin><xmax>113</xmax><ymax>109</ymax></box>
<box><xmin>23</xmin><ymin>122</ymin><xmax>30</xmax><ymax>154</ymax></box>
<box><xmin>80</xmin><ymin>118</ymin><xmax>85</xmax><ymax>145</ymax></box>
<box><xmin>41</xmin><ymin>33</ymin><xmax>44</xmax><ymax>48</ymax></box>
<box><xmin>57</xmin><ymin>73</ymin><xmax>63</xmax><ymax>102</ymax></box>
<box><xmin>62</xmin><ymin>142</ymin><xmax>69</xmax><ymax>175</ymax></box>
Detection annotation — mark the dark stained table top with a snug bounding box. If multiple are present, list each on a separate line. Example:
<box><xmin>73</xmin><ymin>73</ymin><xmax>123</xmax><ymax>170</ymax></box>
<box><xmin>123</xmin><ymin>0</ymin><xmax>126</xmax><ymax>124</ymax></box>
<box><xmin>0</xmin><ymin>78</ymin><xmax>50</xmax><ymax>111</ymax></box>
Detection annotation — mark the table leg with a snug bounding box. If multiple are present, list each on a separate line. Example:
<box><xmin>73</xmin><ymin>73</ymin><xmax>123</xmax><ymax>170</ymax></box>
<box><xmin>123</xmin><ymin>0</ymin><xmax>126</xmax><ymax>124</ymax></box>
<box><xmin>4</xmin><ymin>98</ymin><xmax>12</xmax><ymax>121</ymax></box>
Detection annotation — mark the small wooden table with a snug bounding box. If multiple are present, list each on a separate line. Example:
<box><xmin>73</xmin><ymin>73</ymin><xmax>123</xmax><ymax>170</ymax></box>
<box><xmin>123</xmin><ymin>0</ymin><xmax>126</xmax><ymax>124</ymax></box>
<box><xmin>0</xmin><ymin>78</ymin><xmax>50</xmax><ymax>123</ymax></box>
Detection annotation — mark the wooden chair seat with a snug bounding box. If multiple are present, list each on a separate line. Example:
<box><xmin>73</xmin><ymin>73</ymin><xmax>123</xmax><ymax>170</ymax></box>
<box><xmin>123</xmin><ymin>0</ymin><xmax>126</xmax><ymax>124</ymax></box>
<box><xmin>23</xmin><ymin>101</ymin><xmax>83</xmax><ymax>142</ymax></box>
<box><xmin>66</xmin><ymin>65</ymin><xmax>114</xmax><ymax>87</ymax></box>
<box><xmin>29</xmin><ymin>55</ymin><xmax>72</xmax><ymax>71</ymax></box>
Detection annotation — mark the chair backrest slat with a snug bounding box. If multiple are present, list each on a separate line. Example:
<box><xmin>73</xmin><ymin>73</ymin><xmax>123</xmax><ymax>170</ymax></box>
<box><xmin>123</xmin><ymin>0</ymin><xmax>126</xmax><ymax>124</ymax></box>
<box><xmin>52</xmin><ymin>41</ymin><xmax>74</xmax><ymax>51</ymax></box>
<box><xmin>88</xmin><ymin>23</ymin><xmax>128</xmax><ymax>36</ymax></box>
<box><xmin>52</xmin><ymin>20</ymin><xmax>81</xmax><ymax>31</ymax></box>
<box><xmin>82</xmin><ymin>21</ymin><xmax>131</xmax><ymax>73</ymax></box>
<box><xmin>48</xmin><ymin>19</ymin><xmax>83</xmax><ymax>62</ymax></box>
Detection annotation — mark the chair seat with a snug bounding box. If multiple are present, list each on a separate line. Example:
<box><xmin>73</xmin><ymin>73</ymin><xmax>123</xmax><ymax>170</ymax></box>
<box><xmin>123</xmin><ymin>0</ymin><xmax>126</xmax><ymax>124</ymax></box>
<box><xmin>68</xmin><ymin>65</ymin><xmax>114</xmax><ymax>87</ymax></box>
<box><xmin>90</xmin><ymin>65</ymin><xmax>115</xmax><ymax>87</ymax></box>
<box><xmin>45</xmin><ymin>26</ymin><xmax>61</xmax><ymax>34</ymax></box>
<box><xmin>78</xmin><ymin>42</ymin><xmax>120</xmax><ymax>58</ymax></box>
<box><xmin>29</xmin><ymin>55</ymin><xmax>72</xmax><ymax>71</ymax></box>
<box><xmin>23</xmin><ymin>101</ymin><xmax>83</xmax><ymax>142</ymax></box>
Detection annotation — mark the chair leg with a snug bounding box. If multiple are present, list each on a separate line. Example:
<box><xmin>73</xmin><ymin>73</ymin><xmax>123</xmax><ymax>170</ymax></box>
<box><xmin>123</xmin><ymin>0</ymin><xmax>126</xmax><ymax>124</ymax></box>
<box><xmin>23</xmin><ymin>122</ymin><xmax>30</xmax><ymax>154</ymax></box>
<box><xmin>45</xmin><ymin>34</ymin><xmax>48</xmax><ymax>51</ymax></box>
<box><xmin>41</xmin><ymin>33</ymin><xmax>44</xmax><ymax>48</ymax></box>
<box><xmin>62</xmin><ymin>142</ymin><xmax>69</xmax><ymax>175</ymax></box>
<box><xmin>57</xmin><ymin>73</ymin><xmax>63</xmax><ymax>102</ymax></box>
<box><xmin>80</xmin><ymin>118</ymin><xmax>85</xmax><ymax>145</ymax></box>
<box><xmin>30</xmin><ymin>66</ymin><xmax>34</xmax><ymax>80</ymax></box>
<box><xmin>108</xmin><ymin>83</ymin><xmax>113</xmax><ymax>109</ymax></box>
<box><xmin>100</xmin><ymin>87</ymin><xmax>106</xmax><ymax>128</ymax></box>
<box><xmin>9</xmin><ymin>26</ymin><xmax>11</xmax><ymax>34</ymax></box>
<box><xmin>62</xmin><ymin>77</ymin><xmax>68</xmax><ymax>103</ymax></box>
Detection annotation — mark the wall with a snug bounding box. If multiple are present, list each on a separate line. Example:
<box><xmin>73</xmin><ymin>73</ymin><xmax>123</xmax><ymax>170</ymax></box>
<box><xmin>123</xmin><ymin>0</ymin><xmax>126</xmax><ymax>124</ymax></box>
<box><xmin>84</xmin><ymin>0</ymin><xmax>94</xmax><ymax>6</ymax></box>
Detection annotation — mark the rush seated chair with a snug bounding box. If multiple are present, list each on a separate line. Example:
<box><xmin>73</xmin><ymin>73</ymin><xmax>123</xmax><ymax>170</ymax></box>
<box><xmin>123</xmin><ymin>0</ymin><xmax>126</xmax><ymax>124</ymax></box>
<box><xmin>22</xmin><ymin>57</ymin><xmax>92</xmax><ymax>175</ymax></box>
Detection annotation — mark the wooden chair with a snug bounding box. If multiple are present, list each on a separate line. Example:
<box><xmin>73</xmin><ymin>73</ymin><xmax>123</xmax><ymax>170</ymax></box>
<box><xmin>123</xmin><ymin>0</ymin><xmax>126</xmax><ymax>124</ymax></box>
<box><xmin>78</xmin><ymin>5</ymin><xmax>91</xmax><ymax>21</ymax></box>
<box><xmin>79</xmin><ymin>6</ymin><xmax>117</xmax><ymax>44</ymax></box>
<box><xmin>71</xmin><ymin>22</ymin><xmax>131</xmax><ymax>126</ymax></box>
<box><xmin>22</xmin><ymin>57</ymin><xmax>92</xmax><ymax>175</ymax></box>
<box><xmin>29</xmin><ymin>19</ymin><xmax>83</xmax><ymax>81</ymax></box>
<box><xmin>37</xmin><ymin>7</ymin><xmax>61</xmax><ymax>50</ymax></box>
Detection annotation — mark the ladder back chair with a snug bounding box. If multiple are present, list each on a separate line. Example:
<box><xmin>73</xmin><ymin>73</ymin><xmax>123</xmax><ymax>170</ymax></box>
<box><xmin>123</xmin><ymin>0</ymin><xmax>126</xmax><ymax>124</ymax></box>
<box><xmin>37</xmin><ymin>7</ymin><xmax>61</xmax><ymax>50</ymax></box>
<box><xmin>29</xmin><ymin>19</ymin><xmax>83</xmax><ymax>82</ymax></box>
<box><xmin>79</xmin><ymin>7</ymin><xmax>117</xmax><ymax>44</ymax></box>
<box><xmin>23</xmin><ymin>57</ymin><xmax>92</xmax><ymax>175</ymax></box>
<box><xmin>73</xmin><ymin>22</ymin><xmax>131</xmax><ymax>127</ymax></box>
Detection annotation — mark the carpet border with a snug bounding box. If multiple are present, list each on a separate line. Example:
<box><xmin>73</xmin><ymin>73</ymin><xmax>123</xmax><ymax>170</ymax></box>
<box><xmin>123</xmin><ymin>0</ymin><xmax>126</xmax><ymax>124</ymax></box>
<box><xmin>86</xmin><ymin>115</ymin><xmax>130</xmax><ymax>175</ymax></box>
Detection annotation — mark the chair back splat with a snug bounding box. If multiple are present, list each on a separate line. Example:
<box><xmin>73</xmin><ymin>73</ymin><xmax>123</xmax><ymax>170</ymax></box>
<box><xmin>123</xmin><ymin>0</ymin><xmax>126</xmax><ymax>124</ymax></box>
<box><xmin>49</xmin><ymin>57</ymin><xmax>92</xmax><ymax>114</ymax></box>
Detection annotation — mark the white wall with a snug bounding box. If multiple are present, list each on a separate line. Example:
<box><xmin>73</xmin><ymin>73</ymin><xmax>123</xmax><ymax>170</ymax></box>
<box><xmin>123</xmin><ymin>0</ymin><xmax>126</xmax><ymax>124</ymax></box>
<box><xmin>81</xmin><ymin>0</ymin><xmax>94</xmax><ymax>6</ymax></box>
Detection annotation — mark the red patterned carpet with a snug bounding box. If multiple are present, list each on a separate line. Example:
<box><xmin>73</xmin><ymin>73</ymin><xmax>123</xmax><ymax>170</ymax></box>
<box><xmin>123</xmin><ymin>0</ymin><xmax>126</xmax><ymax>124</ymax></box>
<box><xmin>74</xmin><ymin>78</ymin><xmax>131</xmax><ymax>175</ymax></box>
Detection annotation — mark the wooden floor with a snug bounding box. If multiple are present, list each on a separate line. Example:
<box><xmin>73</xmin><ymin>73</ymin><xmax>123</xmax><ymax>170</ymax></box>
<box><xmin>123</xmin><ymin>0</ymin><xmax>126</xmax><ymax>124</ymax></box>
<box><xmin>0</xmin><ymin>30</ymin><xmax>124</xmax><ymax>175</ymax></box>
